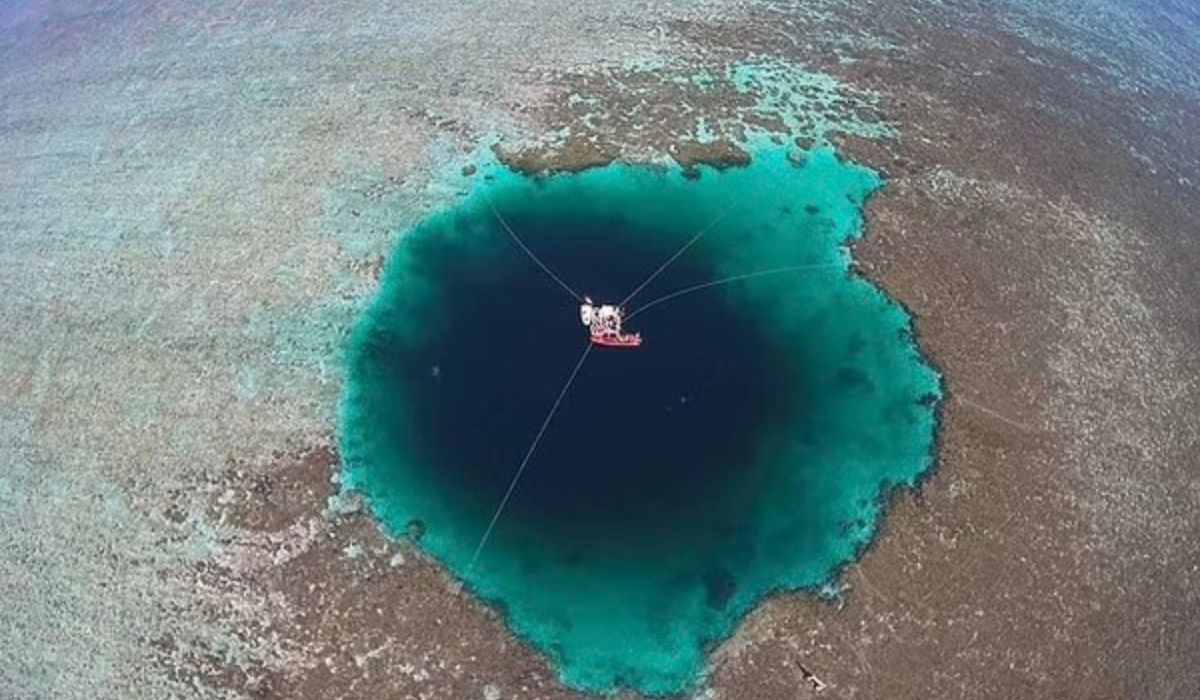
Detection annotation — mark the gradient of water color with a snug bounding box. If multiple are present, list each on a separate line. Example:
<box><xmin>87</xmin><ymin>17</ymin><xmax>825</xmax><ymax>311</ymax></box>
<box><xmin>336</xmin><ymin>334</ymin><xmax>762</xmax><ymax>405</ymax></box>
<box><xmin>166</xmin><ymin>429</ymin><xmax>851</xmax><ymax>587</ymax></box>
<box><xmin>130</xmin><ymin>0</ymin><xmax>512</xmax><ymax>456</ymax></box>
<box><xmin>340</xmin><ymin>145</ymin><xmax>941</xmax><ymax>694</ymax></box>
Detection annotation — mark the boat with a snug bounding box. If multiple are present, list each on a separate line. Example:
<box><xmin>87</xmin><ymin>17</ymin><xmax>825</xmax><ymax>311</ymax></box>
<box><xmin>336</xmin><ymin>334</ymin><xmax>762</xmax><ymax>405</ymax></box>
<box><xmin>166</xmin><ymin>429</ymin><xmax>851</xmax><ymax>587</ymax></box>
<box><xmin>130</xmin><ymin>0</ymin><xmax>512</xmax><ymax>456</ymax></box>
<box><xmin>590</xmin><ymin>331</ymin><xmax>643</xmax><ymax>348</ymax></box>
<box><xmin>580</xmin><ymin>298</ymin><xmax>642</xmax><ymax>348</ymax></box>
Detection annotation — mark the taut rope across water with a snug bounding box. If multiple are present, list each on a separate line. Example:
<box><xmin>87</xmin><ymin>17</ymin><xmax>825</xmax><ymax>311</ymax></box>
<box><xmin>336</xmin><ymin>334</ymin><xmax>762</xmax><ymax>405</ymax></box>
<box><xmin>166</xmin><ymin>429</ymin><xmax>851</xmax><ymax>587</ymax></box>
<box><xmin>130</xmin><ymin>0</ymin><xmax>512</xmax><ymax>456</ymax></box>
<box><xmin>458</xmin><ymin>342</ymin><xmax>594</xmax><ymax>591</ymax></box>
<box><xmin>488</xmin><ymin>197</ymin><xmax>583</xmax><ymax>303</ymax></box>
<box><xmin>626</xmin><ymin>262</ymin><xmax>844</xmax><ymax>320</ymax></box>
<box><xmin>619</xmin><ymin>199</ymin><xmax>739</xmax><ymax>307</ymax></box>
<box><xmin>462</xmin><ymin>198</ymin><xmax>835</xmax><ymax>587</ymax></box>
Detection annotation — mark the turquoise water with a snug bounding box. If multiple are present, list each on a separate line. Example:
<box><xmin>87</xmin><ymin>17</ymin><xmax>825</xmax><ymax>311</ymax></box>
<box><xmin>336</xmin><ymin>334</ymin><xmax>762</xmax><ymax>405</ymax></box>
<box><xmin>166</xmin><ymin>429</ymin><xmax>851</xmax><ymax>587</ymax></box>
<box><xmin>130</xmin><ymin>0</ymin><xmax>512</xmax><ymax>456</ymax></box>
<box><xmin>340</xmin><ymin>145</ymin><xmax>941</xmax><ymax>694</ymax></box>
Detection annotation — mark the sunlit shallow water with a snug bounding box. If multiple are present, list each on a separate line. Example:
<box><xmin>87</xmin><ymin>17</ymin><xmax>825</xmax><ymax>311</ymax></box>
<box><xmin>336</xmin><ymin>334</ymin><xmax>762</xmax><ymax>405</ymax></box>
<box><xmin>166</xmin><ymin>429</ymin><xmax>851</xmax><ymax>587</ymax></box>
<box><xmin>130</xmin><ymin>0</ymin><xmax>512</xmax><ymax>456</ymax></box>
<box><xmin>340</xmin><ymin>145</ymin><xmax>941</xmax><ymax>694</ymax></box>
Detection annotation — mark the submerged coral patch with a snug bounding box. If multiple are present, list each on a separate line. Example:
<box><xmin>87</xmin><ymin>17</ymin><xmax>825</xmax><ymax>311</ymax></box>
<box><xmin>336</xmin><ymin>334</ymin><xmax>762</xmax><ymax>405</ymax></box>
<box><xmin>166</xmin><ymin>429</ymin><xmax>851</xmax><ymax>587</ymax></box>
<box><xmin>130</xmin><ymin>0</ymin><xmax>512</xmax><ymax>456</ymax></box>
<box><xmin>340</xmin><ymin>145</ymin><xmax>940</xmax><ymax>693</ymax></box>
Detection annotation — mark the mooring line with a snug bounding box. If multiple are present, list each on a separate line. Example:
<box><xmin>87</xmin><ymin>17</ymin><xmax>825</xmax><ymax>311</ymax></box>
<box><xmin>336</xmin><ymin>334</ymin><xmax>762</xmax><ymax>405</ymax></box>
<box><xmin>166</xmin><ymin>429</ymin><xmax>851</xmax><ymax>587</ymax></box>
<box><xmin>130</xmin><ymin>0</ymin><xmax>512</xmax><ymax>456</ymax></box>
<box><xmin>955</xmin><ymin>395</ymin><xmax>1041</xmax><ymax>434</ymax></box>
<box><xmin>457</xmin><ymin>342</ymin><xmax>594</xmax><ymax>592</ymax></box>
<box><xmin>626</xmin><ymin>262</ymin><xmax>844</xmax><ymax>320</ymax></box>
<box><xmin>487</xmin><ymin>197</ymin><xmax>583</xmax><ymax>303</ymax></box>
<box><xmin>620</xmin><ymin>199</ymin><xmax>739</xmax><ymax>308</ymax></box>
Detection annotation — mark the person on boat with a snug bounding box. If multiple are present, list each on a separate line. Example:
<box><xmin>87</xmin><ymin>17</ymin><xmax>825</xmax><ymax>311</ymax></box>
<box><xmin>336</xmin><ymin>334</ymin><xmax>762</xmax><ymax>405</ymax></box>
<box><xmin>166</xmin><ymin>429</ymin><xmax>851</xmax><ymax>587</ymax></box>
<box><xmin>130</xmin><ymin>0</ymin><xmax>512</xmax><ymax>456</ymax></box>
<box><xmin>600</xmin><ymin>305</ymin><xmax>620</xmax><ymax>335</ymax></box>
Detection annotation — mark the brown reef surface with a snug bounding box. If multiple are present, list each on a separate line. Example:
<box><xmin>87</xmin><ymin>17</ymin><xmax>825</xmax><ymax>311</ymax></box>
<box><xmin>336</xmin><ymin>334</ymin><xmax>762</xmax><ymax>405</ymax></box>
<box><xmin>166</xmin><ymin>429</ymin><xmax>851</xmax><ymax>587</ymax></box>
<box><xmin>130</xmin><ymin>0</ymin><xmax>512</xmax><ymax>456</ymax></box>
<box><xmin>1</xmin><ymin>1</ymin><xmax>1196</xmax><ymax>699</ymax></box>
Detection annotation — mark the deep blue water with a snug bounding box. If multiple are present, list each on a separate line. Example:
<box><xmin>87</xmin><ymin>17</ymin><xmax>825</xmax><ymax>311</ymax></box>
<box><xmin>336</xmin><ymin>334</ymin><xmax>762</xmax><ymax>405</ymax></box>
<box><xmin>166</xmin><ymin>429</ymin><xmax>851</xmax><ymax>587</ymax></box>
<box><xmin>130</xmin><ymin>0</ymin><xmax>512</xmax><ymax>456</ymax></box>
<box><xmin>341</xmin><ymin>146</ymin><xmax>942</xmax><ymax>693</ymax></box>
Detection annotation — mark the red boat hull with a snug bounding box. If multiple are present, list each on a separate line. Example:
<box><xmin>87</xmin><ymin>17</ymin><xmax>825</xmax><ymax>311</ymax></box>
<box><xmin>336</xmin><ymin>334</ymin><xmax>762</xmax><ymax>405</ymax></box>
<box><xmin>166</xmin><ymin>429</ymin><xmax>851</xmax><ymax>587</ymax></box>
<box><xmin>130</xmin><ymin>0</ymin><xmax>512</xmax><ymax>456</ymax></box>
<box><xmin>591</xmin><ymin>333</ymin><xmax>642</xmax><ymax>348</ymax></box>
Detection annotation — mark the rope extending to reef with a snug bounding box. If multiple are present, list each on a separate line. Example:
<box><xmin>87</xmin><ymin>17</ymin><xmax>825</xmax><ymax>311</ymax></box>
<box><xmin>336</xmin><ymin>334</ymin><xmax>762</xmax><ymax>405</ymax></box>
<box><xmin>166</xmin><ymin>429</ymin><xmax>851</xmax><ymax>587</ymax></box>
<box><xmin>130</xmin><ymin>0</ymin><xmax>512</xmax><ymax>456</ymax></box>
<box><xmin>459</xmin><ymin>342</ymin><xmax>594</xmax><ymax>590</ymax></box>
<box><xmin>487</xmin><ymin>198</ymin><xmax>583</xmax><ymax>303</ymax></box>
<box><xmin>626</xmin><ymin>262</ymin><xmax>845</xmax><ymax>320</ymax></box>
<box><xmin>620</xmin><ymin>199</ymin><xmax>739</xmax><ymax>307</ymax></box>
<box><xmin>459</xmin><ymin>196</ymin><xmax>832</xmax><ymax>590</ymax></box>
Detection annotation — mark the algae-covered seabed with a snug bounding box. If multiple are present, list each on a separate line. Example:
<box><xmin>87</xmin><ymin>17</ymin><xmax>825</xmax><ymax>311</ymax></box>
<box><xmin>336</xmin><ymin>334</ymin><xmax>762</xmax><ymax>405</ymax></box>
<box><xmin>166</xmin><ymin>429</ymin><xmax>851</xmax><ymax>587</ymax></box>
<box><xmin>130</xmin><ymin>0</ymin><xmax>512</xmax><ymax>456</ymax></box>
<box><xmin>2</xmin><ymin>2</ymin><xmax>1198</xmax><ymax>699</ymax></box>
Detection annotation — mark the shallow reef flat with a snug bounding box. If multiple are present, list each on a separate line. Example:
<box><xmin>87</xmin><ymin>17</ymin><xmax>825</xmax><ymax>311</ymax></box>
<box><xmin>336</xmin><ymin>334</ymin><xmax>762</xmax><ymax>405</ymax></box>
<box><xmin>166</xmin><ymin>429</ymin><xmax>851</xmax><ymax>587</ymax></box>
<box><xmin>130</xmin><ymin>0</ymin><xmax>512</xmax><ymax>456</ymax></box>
<box><xmin>1</xmin><ymin>1</ymin><xmax>1197</xmax><ymax>699</ymax></box>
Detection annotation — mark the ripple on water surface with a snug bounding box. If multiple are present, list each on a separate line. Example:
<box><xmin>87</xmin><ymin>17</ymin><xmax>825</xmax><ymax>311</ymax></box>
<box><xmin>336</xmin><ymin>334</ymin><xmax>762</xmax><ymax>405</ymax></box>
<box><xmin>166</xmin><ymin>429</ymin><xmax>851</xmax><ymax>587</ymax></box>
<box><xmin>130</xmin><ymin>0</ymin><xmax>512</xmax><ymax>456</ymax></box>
<box><xmin>340</xmin><ymin>145</ymin><xmax>941</xmax><ymax>694</ymax></box>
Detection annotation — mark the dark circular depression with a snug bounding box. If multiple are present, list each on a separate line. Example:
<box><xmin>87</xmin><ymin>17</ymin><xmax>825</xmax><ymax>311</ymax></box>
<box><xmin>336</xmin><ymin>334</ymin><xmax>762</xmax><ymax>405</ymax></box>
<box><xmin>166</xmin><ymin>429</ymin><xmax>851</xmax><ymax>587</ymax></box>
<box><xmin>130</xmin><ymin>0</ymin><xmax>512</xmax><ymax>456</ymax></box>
<box><xmin>353</xmin><ymin>202</ymin><xmax>801</xmax><ymax>547</ymax></box>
